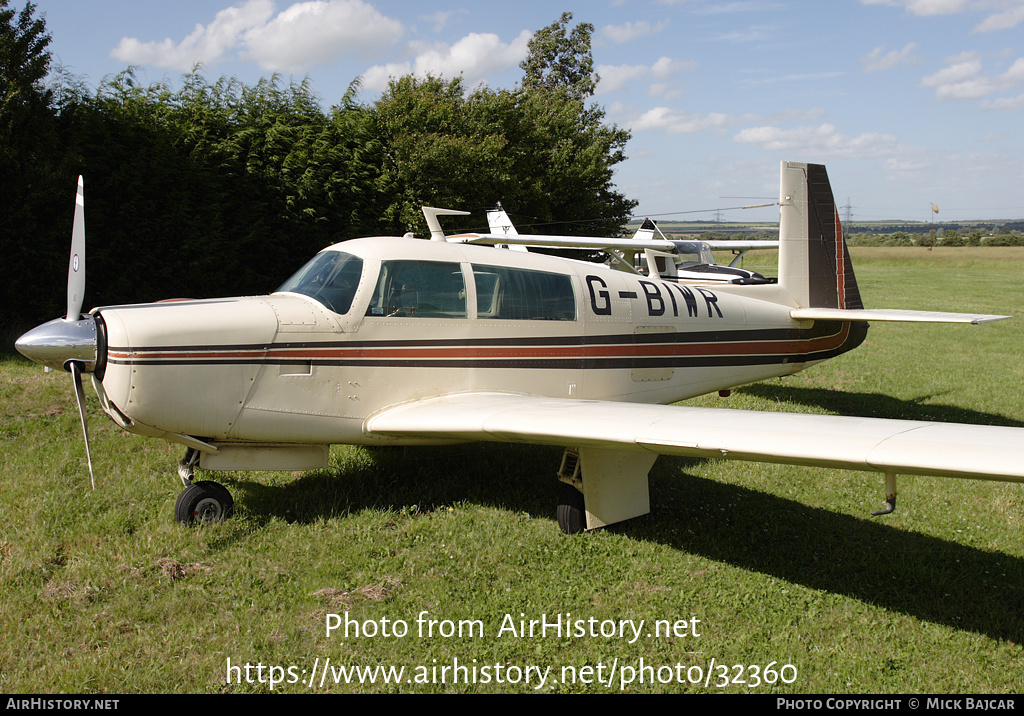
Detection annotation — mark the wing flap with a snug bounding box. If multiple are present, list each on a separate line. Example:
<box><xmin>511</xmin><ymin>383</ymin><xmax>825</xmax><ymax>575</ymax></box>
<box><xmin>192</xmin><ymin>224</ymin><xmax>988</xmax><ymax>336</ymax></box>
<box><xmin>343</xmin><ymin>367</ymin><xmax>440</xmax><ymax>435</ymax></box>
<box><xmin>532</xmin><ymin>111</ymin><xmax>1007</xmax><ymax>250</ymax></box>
<box><xmin>365</xmin><ymin>393</ymin><xmax>1024</xmax><ymax>482</ymax></box>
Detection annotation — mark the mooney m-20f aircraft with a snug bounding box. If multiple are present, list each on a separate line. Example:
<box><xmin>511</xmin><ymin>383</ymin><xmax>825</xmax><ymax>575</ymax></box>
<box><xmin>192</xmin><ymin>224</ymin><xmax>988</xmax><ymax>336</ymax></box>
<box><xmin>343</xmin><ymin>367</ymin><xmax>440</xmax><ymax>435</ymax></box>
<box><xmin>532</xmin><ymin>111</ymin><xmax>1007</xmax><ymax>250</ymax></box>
<box><xmin>16</xmin><ymin>162</ymin><xmax>1024</xmax><ymax>533</ymax></box>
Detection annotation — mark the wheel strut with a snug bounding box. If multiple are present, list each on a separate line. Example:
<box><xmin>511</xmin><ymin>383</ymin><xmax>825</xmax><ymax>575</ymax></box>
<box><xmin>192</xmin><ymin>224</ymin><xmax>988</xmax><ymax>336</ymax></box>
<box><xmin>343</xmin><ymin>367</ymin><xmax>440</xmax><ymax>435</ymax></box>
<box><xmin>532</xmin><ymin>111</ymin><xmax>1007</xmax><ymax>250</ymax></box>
<box><xmin>556</xmin><ymin>448</ymin><xmax>586</xmax><ymax>534</ymax></box>
<box><xmin>177</xmin><ymin>447</ymin><xmax>200</xmax><ymax>486</ymax></box>
<box><xmin>871</xmin><ymin>473</ymin><xmax>897</xmax><ymax>516</ymax></box>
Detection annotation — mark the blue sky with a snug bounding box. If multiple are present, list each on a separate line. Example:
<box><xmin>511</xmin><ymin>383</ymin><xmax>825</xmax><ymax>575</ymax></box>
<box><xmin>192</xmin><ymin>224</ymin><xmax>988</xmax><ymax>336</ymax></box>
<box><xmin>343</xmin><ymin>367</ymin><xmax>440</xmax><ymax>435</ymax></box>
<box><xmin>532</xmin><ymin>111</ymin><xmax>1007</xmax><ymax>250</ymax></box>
<box><xmin>29</xmin><ymin>0</ymin><xmax>1024</xmax><ymax>223</ymax></box>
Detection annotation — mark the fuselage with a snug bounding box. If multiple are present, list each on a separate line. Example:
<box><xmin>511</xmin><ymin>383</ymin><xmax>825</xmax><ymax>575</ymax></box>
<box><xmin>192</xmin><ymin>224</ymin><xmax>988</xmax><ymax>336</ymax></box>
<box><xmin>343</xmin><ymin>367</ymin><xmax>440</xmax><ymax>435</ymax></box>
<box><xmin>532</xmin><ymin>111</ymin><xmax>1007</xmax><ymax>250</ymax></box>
<box><xmin>94</xmin><ymin>237</ymin><xmax>866</xmax><ymax>446</ymax></box>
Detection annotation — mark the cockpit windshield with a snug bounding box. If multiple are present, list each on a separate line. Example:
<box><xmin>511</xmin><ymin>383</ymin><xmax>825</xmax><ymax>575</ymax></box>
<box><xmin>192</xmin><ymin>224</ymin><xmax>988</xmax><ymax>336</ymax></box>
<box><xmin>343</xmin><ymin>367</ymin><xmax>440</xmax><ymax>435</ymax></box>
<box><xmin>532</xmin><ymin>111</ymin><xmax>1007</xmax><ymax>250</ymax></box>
<box><xmin>276</xmin><ymin>250</ymin><xmax>364</xmax><ymax>315</ymax></box>
<box><xmin>670</xmin><ymin>241</ymin><xmax>715</xmax><ymax>268</ymax></box>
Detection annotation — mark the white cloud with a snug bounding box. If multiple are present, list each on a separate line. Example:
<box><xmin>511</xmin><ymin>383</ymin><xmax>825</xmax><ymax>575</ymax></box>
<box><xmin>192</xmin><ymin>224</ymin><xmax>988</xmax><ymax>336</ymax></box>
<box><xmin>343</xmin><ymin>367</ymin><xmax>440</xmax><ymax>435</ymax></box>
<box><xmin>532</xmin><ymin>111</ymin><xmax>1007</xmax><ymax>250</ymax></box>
<box><xmin>973</xmin><ymin>5</ymin><xmax>1024</xmax><ymax>32</ymax></box>
<box><xmin>599</xmin><ymin>20</ymin><xmax>669</xmax><ymax>44</ymax></box>
<box><xmin>596</xmin><ymin>57</ymin><xmax>696</xmax><ymax>95</ymax></box>
<box><xmin>733</xmin><ymin>123</ymin><xmax>900</xmax><ymax>157</ymax></box>
<box><xmin>862</xmin><ymin>42</ymin><xmax>920</xmax><ymax>72</ymax></box>
<box><xmin>111</xmin><ymin>0</ymin><xmax>403</xmax><ymax>74</ymax></box>
<box><xmin>980</xmin><ymin>93</ymin><xmax>1024</xmax><ymax>109</ymax></box>
<box><xmin>243</xmin><ymin>1</ymin><xmax>404</xmax><ymax>71</ymax></box>
<box><xmin>687</xmin><ymin>1</ymin><xmax>787</xmax><ymax>13</ymax></box>
<box><xmin>596</xmin><ymin>64</ymin><xmax>652</xmax><ymax>94</ymax></box>
<box><xmin>624</xmin><ymin>104</ymin><xmax>831</xmax><ymax>135</ymax></box>
<box><xmin>903</xmin><ymin>0</ymin><xmax>971</xmax><ymax>15</ymax></box>
<box><xmin>361</xmin><ymin>30</ymin><xmax>532</xmax><ymax>92</ymax></box>
<box><xmin>920</xmin><ymin>51</ymin><xmax>1024</xmax><ymax>102</ymax></box>
<box><xmin>112</xmin><ymin>0</ymin><xmax>275</xmax><ymax>70</ymax></box>
<box><xmin>708</xmin><ymin>25</ymin><xmax>778</xmax><ymax>44</ymax></box>
<box><xmin>629</xmin><ymin>107</ymin><xmax>731</xmax><ymax>134</ymax></box>
<box><xmin>419</xmin><ymin>10</ymin><xmax>458</xmax><ymax>34</ymax></box>
<box><xmin>1004</xmin><ymin>57</ymin><xmax>1024</xmax><ymax>82</ymax></box>
<box><xmin>861</xmin><ymin>0</ymin><xmax>970</xmax><ymax>15</ymax></box>
<box><xmin>919</xmin><ymin>50</ymin><xmax>988</xmax><ymax>98</ymax></box>
<box><xmin>862</xmin><ymin>0</ymin><xmax>1024</xmax><ymax>32</ymax></box>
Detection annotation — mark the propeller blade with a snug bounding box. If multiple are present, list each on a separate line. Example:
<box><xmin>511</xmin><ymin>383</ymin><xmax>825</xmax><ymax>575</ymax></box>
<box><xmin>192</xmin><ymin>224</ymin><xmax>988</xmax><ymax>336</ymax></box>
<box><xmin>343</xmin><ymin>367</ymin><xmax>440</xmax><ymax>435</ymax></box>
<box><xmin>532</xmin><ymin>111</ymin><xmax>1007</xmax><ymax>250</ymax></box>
<box><xmin>66</xmin><ymin>176</ymin><xmax>85</xmax><ymax>320</ymax></box>
<box><xmin>70</xmin><ymin>362</ymin><xmax>96</xmax><ymax>490</ymax></box>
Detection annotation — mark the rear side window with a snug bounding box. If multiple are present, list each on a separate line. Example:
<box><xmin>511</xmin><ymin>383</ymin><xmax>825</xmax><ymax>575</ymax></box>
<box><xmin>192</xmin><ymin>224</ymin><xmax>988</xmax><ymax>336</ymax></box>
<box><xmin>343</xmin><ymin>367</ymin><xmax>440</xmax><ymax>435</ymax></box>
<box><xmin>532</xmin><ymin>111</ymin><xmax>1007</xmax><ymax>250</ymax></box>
<box><xmin>367</xmin><ymin>260</ymin><xmax>467</xmax><ymax>318</ymax></box>
<box><xmin>276</xmin><ymin>251</ymin><xmax>364</xmax><ymax>315</ymax></box>
<box><xmin>472</xmin><ymin>265</ymin><xmax>576</xmax><ymax>321</ymax></box>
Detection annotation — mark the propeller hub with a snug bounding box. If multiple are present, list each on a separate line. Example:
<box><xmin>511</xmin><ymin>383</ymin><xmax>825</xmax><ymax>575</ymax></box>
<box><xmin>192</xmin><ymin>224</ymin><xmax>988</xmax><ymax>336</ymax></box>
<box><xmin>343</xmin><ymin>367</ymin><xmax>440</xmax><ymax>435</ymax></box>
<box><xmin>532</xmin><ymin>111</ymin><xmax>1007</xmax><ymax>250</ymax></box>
<box><xmin>15</xmin><ymin>315</ymin><xmax>99</xmax><ymax>372</ymax></box>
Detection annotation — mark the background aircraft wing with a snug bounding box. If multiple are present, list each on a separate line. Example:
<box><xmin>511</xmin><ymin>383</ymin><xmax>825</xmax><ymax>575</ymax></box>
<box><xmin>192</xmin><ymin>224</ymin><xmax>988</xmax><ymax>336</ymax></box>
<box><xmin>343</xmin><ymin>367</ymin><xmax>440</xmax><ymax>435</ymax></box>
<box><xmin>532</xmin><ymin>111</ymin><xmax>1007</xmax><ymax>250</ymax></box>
<box><xmin>449</xmin><ymin>233</ymin><xmax>677</xmax><ymax>251</ymax></box>
<box><xmin>364</xmin><ymin>393</ymin><xmax>1024</xmax><ymax>482</ymax></box>
<box><xmin>702</xmin><ymin>240</ymin><xmax>780</xmax><ymax>251</ymax></box>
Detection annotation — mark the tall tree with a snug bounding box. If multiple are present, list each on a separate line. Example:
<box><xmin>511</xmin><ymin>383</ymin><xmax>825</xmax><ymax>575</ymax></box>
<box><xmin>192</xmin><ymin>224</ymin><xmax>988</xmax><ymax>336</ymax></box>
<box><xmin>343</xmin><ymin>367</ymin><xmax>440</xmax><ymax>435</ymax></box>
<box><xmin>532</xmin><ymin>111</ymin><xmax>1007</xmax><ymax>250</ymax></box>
<box><xmin>370</xmin><ymin>75</ymin><xmax>512</xmax><ymax>233</ymax></box>
<box><xmin>1</xmin><ymin>0</ymin><xmax>62</xmax><ymax>330</ymax></box>
<box><xmin>0</xmin><ymin>0</ymin><xmax>51</xmax><ymax>136</ymax></box>
<box><xmin>2</xmin><ymin>10</ymin><xmax>636</xmax><ymax>330</ymax></box>
<box><xmin>366</xmin><ymin>74</ymin><xmax>635</xmax><ymax>237</ymax></box>
<box><xmin>520</xmin><ymin>12</ymin><xmax>599</xmax><ymax>101</ymax></box>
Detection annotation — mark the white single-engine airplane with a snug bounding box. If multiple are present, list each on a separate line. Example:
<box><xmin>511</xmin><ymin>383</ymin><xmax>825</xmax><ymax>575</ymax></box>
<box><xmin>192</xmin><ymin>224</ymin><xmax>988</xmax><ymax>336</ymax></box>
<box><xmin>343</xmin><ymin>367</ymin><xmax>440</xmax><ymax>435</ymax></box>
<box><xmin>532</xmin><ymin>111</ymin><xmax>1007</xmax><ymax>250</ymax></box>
<box><xmin>16</xmin><ymin>162</ymin><xmax>1024</xmax><ymax>534</ymax></box>
<box><xmin>479</xmin><ymin>202</ymin><xmax>780</xmax><ymax>284</ymax></box>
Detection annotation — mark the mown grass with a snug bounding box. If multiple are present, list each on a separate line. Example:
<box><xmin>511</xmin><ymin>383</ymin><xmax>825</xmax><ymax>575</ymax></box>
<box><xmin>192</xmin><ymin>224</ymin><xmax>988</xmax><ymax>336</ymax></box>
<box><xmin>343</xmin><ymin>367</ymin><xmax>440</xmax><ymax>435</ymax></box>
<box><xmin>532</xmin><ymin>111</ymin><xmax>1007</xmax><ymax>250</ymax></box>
<box><xmin>2</xmin><ymin>248</ymin><xmax>1023</xmax><ymax>693</ymax></box>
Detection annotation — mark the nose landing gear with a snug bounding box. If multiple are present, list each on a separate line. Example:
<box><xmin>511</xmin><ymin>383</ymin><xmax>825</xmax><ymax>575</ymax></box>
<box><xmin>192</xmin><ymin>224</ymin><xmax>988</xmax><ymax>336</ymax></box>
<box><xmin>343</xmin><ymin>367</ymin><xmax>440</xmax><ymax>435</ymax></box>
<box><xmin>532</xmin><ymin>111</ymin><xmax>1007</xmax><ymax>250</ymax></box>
<box><xmin>174</xmin><ymin>448</ymin><xmax>234</xmax><ymax>526</ymax></box>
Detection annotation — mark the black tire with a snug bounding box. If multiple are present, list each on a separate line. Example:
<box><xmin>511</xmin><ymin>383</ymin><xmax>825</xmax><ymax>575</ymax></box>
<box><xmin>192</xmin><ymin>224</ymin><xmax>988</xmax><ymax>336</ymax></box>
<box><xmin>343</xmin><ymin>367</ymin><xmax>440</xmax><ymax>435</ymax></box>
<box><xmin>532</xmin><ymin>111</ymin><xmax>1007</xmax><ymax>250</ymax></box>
<box><xmin>557</xmin><ymin>483</ymin><xmax>586</xmax><ymax>535</ymax></box>
<box><xmin>175</xmin><ymin>481</ymin><xmax>234</xmax><ymax>526</ymax></box>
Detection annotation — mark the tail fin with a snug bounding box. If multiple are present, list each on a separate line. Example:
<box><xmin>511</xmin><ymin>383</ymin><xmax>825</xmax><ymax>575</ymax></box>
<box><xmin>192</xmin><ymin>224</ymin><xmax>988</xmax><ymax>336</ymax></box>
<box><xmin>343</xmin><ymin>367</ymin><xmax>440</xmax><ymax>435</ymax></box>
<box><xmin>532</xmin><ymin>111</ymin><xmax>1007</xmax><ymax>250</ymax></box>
<box><xmin>777</xmin><ymin>162</ymin><xmax>1007</xmax><ymax>325</ymax></box>
<box><xmin>486</xmin><ymin>202</ymin><xmax>519</xmax><ymax>236</ymax></box>
<box><xmin>778</xmin><ymin>162</ymin><xmax>863</xmax><ymax>310</ymax></box>
<box><xmin>630</xmin><ymin>218</ymin><xmax>657</xmax><ymax>242</ymax></box>
<box><xmin>485</xmin><ymin>202</ymin><xmax>529</xmax><ymax>252</ymax></box>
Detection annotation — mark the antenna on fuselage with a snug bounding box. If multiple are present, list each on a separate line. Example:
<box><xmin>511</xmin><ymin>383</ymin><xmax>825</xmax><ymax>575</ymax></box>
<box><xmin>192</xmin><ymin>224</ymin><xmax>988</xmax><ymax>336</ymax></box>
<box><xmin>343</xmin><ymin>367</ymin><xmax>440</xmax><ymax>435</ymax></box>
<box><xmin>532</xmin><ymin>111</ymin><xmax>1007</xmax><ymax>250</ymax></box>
<box><xmin>422</xmin><ymin>207</ymin><xmax>471</xmax><ymax>241</ymax></box>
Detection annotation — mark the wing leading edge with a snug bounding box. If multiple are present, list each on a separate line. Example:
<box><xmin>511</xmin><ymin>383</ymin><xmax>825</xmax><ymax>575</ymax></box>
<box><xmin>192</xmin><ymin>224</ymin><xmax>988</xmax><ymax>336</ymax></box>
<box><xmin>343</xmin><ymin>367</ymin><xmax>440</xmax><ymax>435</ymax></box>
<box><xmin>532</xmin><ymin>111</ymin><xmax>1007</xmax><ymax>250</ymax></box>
<box><xmin>365</xmin><ymin>393</ymin><xmax>1024</xmax><ymax>482</ymax></box>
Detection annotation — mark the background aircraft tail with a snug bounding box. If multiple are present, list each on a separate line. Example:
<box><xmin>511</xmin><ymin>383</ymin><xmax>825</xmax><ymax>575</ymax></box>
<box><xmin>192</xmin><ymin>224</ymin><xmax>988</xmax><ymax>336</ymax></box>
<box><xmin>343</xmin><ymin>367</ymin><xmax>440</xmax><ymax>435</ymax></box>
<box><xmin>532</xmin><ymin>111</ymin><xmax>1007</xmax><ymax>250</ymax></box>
<box><xmin>486</xmin><ymin>202</ymin><xmax>519</xmax><ymax>236</ymax></box>
<box><xmin>777</xmin><ymin>161</ymin><xmax>863</xmax><ymax>310</ymax></box>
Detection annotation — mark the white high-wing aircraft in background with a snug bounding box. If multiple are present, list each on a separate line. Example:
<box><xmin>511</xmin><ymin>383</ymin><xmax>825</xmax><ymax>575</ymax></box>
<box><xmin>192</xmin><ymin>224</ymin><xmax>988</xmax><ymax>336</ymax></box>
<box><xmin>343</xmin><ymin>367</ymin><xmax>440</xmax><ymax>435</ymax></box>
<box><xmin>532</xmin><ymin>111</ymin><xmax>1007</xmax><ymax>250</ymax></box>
<box><xmin>16</xmin><ymin>162</ymin><xmax>1024</xmax><ymax>534</ymax></box>
<box><xmin>478</xmin><ymin>200</ymin><xmax>780</xmax><ymax>283</ymax></box>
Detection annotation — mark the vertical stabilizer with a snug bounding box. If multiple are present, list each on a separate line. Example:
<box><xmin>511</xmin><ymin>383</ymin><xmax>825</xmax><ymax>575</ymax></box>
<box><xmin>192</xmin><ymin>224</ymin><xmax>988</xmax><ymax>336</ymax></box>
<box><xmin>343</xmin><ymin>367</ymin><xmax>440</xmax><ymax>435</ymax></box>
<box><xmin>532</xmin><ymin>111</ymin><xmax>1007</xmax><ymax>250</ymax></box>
<box><xmin>778</xmin><ymin>162</ymin><xmax>863</xmax><ymax>310</ymax></box>
<box><xmin>486</xmin><ymin>202</ymin><xmax>519</xmax><ymax>236</ymax></box>
<box><xmin>485</xmin><ymin>202</ymin><xmax>529</xmax><ymax>252</ymax></box>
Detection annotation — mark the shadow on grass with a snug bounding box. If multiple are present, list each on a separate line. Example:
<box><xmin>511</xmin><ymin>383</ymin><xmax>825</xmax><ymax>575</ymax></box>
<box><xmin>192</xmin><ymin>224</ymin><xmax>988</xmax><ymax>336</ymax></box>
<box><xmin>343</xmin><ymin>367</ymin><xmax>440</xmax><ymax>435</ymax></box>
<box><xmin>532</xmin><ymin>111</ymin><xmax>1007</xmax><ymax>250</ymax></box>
<box><xmin>218</xmin><ymin>385</ymin><xmax>1024</xmax><ymax>644</ymax></box>
<box><xmin>223</xmin><ymin>441</ymin><xmax>1024</xmax><ymax>644</ymax></box>
<box><xmin>639</xmin><ymin>470</ymin><xmax>1024</xmax><ymax>645</ymax></box>
<box><xmin>739</xmin><ymin>382</ymin><xmax>1024</xmax><ymax>428</ymax></box>
<box><xmin>229</xmin><ymin>442</ymin><xmax>563</xmax><ymax>524</ymax></box>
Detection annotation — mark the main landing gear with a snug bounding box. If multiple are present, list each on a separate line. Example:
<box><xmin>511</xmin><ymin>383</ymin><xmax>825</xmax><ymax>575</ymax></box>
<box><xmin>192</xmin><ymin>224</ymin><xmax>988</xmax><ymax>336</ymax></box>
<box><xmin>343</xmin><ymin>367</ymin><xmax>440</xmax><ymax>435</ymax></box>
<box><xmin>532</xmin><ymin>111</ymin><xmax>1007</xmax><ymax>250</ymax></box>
<box><xmin>554</xmin><ymin>447</ymin><xmax>656</xmax><ymax>535</ymax></box>
<box><xmin>174</xmin><ymin>448</ymin><xmax>234</xmax><ymax>526</ymax></box>
<box><xmin>557</xmin><ymin>482</ymin><xmax>586</xmax><ymax>535</ymax></box>
<box><xmin>556</xmin><ymin>448</ymin><xmax>586</xmax><ymax>535</ymax></box>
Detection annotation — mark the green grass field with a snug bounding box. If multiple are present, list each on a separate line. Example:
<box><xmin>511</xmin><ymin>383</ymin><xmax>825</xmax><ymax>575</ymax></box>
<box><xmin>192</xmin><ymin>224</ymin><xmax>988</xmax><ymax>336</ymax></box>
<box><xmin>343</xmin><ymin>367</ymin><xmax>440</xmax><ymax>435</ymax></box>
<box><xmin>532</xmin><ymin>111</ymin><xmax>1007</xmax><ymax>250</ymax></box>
<box><xmin>2</xmin><ymin>248</ymin><xmax>1024</xmax><ymax>693</ymax></box>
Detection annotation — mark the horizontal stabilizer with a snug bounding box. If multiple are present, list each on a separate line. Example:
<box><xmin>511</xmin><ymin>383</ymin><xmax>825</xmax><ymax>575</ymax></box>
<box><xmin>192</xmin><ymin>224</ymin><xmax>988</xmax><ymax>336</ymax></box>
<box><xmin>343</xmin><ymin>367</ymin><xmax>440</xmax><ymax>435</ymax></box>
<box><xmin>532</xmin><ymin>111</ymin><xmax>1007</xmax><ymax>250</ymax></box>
<box><xmin>791</xmin><ymin>308</ymin><xmax>1010</xmax><ymax>325</ymax></box>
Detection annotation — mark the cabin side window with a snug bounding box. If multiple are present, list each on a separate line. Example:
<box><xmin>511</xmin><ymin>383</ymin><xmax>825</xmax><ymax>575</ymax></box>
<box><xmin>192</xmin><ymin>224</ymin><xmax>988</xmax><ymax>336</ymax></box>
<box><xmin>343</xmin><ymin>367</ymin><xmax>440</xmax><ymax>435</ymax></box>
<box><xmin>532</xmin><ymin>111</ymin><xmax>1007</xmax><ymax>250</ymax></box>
<box><xmin>366</xmin><ymin>260</ymin><xmax>467</xmax><ymax>318</ymax></box>
<box><xmin>275</xmin><ymin>251</ymin><xmax>364</xmax><ymax>315</ymax></box>
<box><xmin>472</xmin><ymin>265</ymin><xmax>576</xmax><ymax>321</ymax></box>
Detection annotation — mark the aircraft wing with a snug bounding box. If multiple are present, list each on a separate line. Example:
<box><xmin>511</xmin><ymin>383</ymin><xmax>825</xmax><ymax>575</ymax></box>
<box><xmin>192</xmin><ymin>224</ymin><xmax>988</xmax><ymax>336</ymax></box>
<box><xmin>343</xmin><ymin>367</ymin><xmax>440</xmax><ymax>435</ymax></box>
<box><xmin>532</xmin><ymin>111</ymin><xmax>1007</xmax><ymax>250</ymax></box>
<box><xmin>364</xmin><ymin>393</ymin><xmax>1024</xmax><ymax>482</ymax></box>
<box><xmin>450</xmin><ymin>233</ymin><xmax>677</xmax><ymax>252</ymax></box>
<box><xmin>449</xmin><ymin>234</ymin><xmax>779</xmax><ymax>254</ymax></box>
<box><xmin>702</xmin><ymin>240</ymin><xmax>780</xmax><ymax>251</ymax></box>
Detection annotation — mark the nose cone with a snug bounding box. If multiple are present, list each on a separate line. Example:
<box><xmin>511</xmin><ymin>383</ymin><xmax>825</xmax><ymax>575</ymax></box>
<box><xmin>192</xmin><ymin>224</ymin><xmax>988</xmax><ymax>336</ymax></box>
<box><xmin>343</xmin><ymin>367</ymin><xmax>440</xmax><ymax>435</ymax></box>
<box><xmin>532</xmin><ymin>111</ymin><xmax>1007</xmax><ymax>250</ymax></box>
<box><xmin>16</xmin><ymin>316</ymin><xmax>99</xmax><ymax>372</ymax></box>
